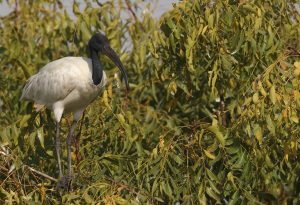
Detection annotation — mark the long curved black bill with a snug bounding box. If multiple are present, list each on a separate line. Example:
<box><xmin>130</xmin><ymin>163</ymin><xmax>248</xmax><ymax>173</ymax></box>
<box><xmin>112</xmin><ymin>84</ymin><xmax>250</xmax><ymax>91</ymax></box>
<box><xmin>103</xmin><ymin>46</ymin><xmax>129</xmax><ymax>91</ymax></box>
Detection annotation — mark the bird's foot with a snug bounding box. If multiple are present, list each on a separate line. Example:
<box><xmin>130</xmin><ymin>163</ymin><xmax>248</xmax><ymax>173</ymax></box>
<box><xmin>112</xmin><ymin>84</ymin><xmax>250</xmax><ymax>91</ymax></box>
<box><xmin>56</xmin><ymin>174</ymin><xmax>73</xmax><ymax>191</ymax></box>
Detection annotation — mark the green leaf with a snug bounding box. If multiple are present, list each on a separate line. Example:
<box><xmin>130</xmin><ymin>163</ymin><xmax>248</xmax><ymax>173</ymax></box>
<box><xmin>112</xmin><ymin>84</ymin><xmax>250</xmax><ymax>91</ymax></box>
<box><xmin>270</xmin><ymin>86</ymin><xmax>276</xmax><ymax>104</ymax></box>
<box><xmin>206</xmin><ymin>168</ymin><xmax>218</xmax><ymax>181</ymax></box>
<box><xmin>266</xmin><ymin>115</ymin><xmax>275</xmax><ymax>135</ymax></box>
<box><xmin>253</xmin><ymin>124</ymin><xmax>263</xmax><ymax>144</ymax></box>
<box><xmin>208</xmin><ymin>179</ymin><xmax>220</xmax><ymax>194</ymax></box>
<box><xmin>169</xmin><ymin>34</ymin><xmax>176</xmax><ymax>53</ymax></box>
<box><xmin>161</xmin><ymin>181</ymin><xmax>173</xmax><ymax>198</ymax></box>
<box><xmin>116</xmin><ymin>113</ymin><xmax>126</xmax><ymax>124</ymax></box>
<box><xmin>0</xmin><ymin>187</ymin><xmax>9</xmax><ymax>196</ymax></box>
<box><xmin>177</xmin><ymin>81</ymin><xmax>192</xmax><ymax>96</ymax></box>
<box><xmin>204</xmin><ymin>149</ymin><xmax>216</xmax><ymax>160</ymax></box>
<box><xmin>244</xmin><ymin>191</ymin><xmax>260</xmax><ymax>203</ymax></box>
<box><xmin>233</xmin><ymin>151</ymin><xmax>246</xmax><ymax>168</ymax></box>
<box><xmin>207</xmin><ymin>124</ymin><xmax>225</xmax><ymax>147</ymax></box>
<box><xmin>208</xmin><ymin>61</ymin><xmax>219</xmax><ymax>96</ymax></box>
<box><xmin>253</xmin><ymin>92</ymin><xmax>259</xmax><ymax>104</ymax></box>
<box><xmin>231</xmin><ymin>31</ymin><xmax>244</xmax><ymax>54</ymax></box>
<box><xmin>166</xmin><ymin>18</ymin><xmax>175</xmax><ymax>30</ymax></box>
<box><xmin>37</xmin><ymin>128</ymin><xmax>45</xmax><ymax>149</ymax></box>
<box><xmin>226</xmin><ymin>145</ymin><xmax>240</xmax><ymax>155</ymax></box>
<box><xmin>171</xmin><ymin>153</ymin><xmax>184</xmax><ymax>165</ymax></box>
<box><xmin>208</xmin><ymin>14</ymin><xmax>214</xmax><ymax>27</ymax></box>
<box><xmin>206</xmin><ymin>187</ymin><xmax>220</xmax><ymax>202</ymax></box>
<box><xmin>83</xmin><ymin>192</ymin><xmax>94</xmax><ymax>203</ymax></box>
<box><xmin>290</xmin><ymin>112</ymin><xmax>299</xmax><ymax>123</ymax></box>
<box><xmin>228</xmin><ymin>191</ymin><xmax>239</xmax><ymax>205</ymax></box>
<box><xmin>80</xmin><ymin>21</ymin><xmax>91</xmax><ymax>42</ymax></box>
<box><xmin>19</xmin><ymin>114</ymin><xmax>31</xmax><ymax>127</ymax></box>
<box><xmin>72</xmin><ymin>1</ymin><xmax>80</xmax><ymax>15</ymax></box>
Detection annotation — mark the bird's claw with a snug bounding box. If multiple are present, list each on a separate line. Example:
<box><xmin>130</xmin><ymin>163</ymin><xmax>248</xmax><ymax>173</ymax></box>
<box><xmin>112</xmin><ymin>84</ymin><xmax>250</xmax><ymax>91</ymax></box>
<box><xmin>56</xmin><ymin>175</ymin><xmax>73</xmax><ymax>191</ymax></box>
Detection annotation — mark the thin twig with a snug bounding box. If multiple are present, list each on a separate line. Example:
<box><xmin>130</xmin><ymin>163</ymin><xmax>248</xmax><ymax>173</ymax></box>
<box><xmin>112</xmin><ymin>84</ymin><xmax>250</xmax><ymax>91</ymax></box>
<box><xmin>25</xmin><ymin>165</ymin><xmax>58</xmax><ymax>182</ymax></box>
<box><xmin>0</xmin><ymin>165</ymin><xmax>8</xmax><ymax>172</ymax></box>
<box><xmin>124</xmin><ymin>0</ymin><xmax>137</xmax><ymax>22</ymax></box>
<box><xmin>219</xmin><ymin>89</ymin><xmax>227</xmax><ymax>127</ymax></box>
<box><xmin>95</xmin><ymin>0</ymin><xmax>104</xmax><ymax>7</ymax></box>
<box><xmin>1</xmin><ymin>148</ymin><xmax>57</xmax><ymax>182</ymax></box>
<box><xmin>0</xmin><ymin>150</ymin><xmax>9</xmax><ymax>156</ymax></box>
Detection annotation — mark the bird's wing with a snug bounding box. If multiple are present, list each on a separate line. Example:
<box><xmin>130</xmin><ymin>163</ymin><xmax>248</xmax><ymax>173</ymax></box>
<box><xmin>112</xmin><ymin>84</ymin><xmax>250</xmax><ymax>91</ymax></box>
<box><xmin>20</xmin><ymin>58</ymin><xmax>82</xmax><ymax>106</ymax></box>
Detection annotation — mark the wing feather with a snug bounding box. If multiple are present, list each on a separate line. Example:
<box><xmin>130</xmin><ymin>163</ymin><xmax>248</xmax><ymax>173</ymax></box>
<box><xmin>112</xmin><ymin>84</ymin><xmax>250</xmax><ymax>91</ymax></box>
<box><xmin>20</xmin><ymin>57</ymin><xmax>90</xmax><ymax>106</ymax></box>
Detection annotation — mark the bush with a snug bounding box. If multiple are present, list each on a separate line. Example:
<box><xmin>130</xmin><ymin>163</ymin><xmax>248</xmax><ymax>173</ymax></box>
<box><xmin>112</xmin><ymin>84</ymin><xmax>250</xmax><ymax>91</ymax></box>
<box><xmin>0</xmin><ymin>0</ymin><xmax>299</xmax><ymax>204</ymax></box>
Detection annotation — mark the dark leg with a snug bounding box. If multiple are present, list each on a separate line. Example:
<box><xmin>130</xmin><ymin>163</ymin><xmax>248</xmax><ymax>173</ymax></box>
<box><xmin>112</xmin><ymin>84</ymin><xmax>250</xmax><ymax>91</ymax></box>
<box><xmin>55</xmin><ymin>122</ymin><xmax>63</xmax><ymax>177</ymax></box>
<box><xmin>74</xmin><ymin>111</ymin><xmax>85</xmax><ymax>170</ymax></box>
<box><xmin>74</xmin><ymin>133</ymin><xmax>81</xmax><ymax>171</ymax></box>
<box><xmin>56</xmin><ymin>120</ymin><xmax>78</xmax><ymax>191</ymax></box>
<box><xmin>66</xmin><ymin>120</ymin><xmax>78</xmax><ymax>177</ymax></box>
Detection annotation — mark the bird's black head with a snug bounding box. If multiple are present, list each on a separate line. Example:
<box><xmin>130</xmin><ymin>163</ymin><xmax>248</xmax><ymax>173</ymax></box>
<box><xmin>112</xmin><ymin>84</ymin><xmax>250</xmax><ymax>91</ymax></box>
<box><xmin>88</xmin><ymin>33</ymin><xmax>129</xmax><ymax>91</ymax></box>
<box><xmin>88</xmin><ymin>33</ymin><xmax>110</xmax><ymax>52</ymax></box>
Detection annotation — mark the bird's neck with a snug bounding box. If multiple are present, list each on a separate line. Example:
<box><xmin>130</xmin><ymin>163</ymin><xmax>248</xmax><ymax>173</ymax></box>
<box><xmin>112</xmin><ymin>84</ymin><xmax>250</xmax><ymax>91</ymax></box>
<box><xmin>90</xmin><ymin>49</ymin><xmax>103</xmax><ymax>85</ymax></box>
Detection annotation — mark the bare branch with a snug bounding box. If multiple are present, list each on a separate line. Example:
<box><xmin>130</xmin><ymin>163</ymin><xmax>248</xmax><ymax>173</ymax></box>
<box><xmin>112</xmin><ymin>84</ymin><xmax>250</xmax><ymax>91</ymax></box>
<box><xmin>25</xmin><ymin>165</ymin><xmax>58</xmax><ymax>182</ymax></box>
<box><xmin>124</xmin><ymin>0</ymin><xmax>137</xmax><ymax>22</ymax></box>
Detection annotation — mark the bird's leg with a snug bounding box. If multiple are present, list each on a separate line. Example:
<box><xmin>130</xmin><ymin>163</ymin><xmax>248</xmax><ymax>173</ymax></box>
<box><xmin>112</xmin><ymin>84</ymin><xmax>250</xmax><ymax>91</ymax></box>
<box><xmin>66</xmin><ymin>120</ymin><xmax>78</xmax><ymax>177</ymax></box>
<box><xmin>57</xmin><ymin>110</ymin><xmax>83</xmax><ymax>191</ymax></box>
<box><xmin>55</xmin><ymin>122</ymin><xmax>63</xmax><ymax>177</ymax></box>
<box><xmin>74</xmin><ymin>134</ymin><xmax>81</xmax><ymax>167</ymax></box>
<box><xmin>74</xmin><ymin>111</ymin><xmax>85</xmax><ymax>171</ymax></box>
<box><xmin>57</xmin><ymin>120</ymin><xmax>78</xmax><ymax>191</ymax></box>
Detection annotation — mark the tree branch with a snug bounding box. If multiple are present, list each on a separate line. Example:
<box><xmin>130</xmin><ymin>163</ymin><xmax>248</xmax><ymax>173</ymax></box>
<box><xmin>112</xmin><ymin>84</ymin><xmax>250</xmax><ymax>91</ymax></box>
<box><xmin>124</xmin><ymin>0</ymin><xmax>137</xmax><ymax>22</ymax></box>
<box><xmin>25</xmin><ymin>165</ymin><xmax>58</xmax><ymax>182</ymax></box>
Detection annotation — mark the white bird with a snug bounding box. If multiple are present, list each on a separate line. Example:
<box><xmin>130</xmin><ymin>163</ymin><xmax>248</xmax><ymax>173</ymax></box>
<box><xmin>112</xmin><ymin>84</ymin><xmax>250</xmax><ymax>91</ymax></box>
<box><xmin>20</xmin><ymin>33</ymin><xmax>129</xmax><ymax>189</ymax></box>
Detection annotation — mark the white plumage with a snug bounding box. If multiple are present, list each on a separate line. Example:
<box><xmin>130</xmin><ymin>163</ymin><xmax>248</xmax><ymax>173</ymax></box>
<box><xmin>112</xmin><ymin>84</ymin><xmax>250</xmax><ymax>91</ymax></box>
<box><xmin>21</xmin><ymin>57</ymin><xmax>107</xmax><ymax>122</ymax></box>
<box><xmin>20</xmin><ymin>33</ymin><xmax>129</xmax><ymax>190</ymax></box>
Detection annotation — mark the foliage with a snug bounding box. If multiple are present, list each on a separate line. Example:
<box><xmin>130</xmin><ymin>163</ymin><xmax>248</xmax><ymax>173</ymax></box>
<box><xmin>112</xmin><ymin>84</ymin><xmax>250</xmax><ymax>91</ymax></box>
<box><xmin>0</xmin><ymin>0</ymin><xmax>300</xmax><ymax>204</ymax></box>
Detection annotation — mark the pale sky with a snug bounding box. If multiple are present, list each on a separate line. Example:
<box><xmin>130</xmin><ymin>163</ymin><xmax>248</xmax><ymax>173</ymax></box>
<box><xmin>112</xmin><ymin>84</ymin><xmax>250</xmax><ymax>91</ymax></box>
<box><xmin>0</xmin><ymin>0</ymin><xmax>177</xmax><ymax>18</ymax></box>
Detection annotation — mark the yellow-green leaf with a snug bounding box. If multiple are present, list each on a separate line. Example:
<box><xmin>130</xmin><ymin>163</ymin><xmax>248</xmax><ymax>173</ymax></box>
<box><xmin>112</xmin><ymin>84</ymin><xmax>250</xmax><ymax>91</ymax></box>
<box><xmin>270</xmin><ymin>86</ymin><xmax>276</xmax><ymax>104</ymax></box>
<box><xmin>117</xmin><ymin>114</ymin><xmax>126</xmax><ymax>124</ymax></box>
<box><xmin>294</xmin><ymin>61</ymin><xmax>300</xmax><ymax>76</ymax></box>
<box><xmin>253</xmin><ymin>92</ymin><xmax>259</xmax><ymax>104</ymax></box>
<box><xmin>83</xmin><ymin>192</ymin><xmax>94</xmax><ymax>203</ymax></box>
<box><xmin>253</xmin><ymin>124</ymin><xmax>263</xmax><ymax>144</ymax></box>
<box><xmin>208</xmin><ymin>14</ymin><xmax>214</xmax><ymax>27</ymax></box>
<box><xmin>37</xmin><ymin>128</ymin><xmax>44</xmax><ymax>149</ymax></box>
<box><xmin>204</xmin><ymin>149</ymin><xmax>216</xmax><ymax>160</ymax></box>
<box><xmin>290</xmin><ymin>112</ymin><xmax>299</xmax><ymax>123</ymax></box>
<box><xmin>207</xmin><ymin>124</ymin><xmax>225</xmax><ymax>147</ymax></box>
<box><xmin>266</xmin><ymin>115</ymin><xmax>275</xmax><ymax>135</ymax></box>
<box><xmin>168</xmin><ymin>81</ymin><xmax>177</xmax><ymax>95</ymax></box>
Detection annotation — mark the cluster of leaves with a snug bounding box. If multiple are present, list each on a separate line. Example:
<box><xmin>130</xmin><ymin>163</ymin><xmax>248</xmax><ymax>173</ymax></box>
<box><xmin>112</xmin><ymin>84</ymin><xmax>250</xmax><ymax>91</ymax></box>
<box><xmin>0</xmin><ymin>0</ymin><xmax>300</xmax><ymax>204</ymax></box>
